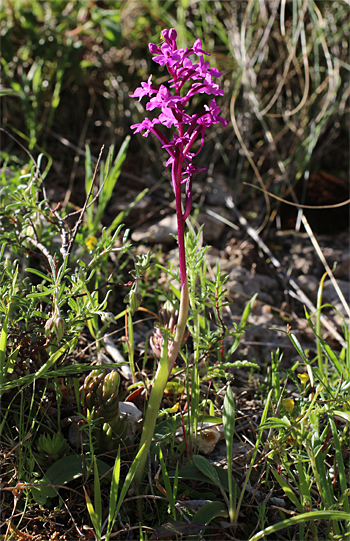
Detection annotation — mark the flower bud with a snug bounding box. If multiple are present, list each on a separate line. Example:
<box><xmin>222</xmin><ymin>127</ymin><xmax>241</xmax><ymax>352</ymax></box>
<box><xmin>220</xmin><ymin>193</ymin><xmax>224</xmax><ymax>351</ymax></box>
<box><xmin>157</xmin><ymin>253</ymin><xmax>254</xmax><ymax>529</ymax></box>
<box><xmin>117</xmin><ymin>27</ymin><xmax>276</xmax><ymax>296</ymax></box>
<box><xmin>102</xmin><ymin>371</ymin><xmax>120</xmax><ymax>401</ymax></box>
<box><xmin>84</xmin><ymin>370</ymin><xmax>105</xmax><ymax>408</ymax></box>
<box><xmin>124</xmin><ymin>290</ymin><xmax>142</xmax><ymax>316</ymax></box>
<box><xmin>149</xmin><ymin>43</ymin><xmax>160</xmax><ymax>54</ymax></box>
<box><xmin>54</xmin><ymin>316</ymin><xmax>65</xmax><ymax>343</ymax></box>
<box><xmin>101</xmin><ymin>312</ymin><xmax>115</xmax><ymax>326</ymax></box>
<box><xmin>169</xmin><ymin>28</ymin><xmax>177</xmax><ymax>41</ymax></box>
<box><xmin>45</xmin><ymin>316</ymin><xmax>55</xmax><ymax>337</ymax></box>
<box><xmin>45</xmin><ymin>309</ymin><xmax>65</xmax><ymax>343</ymax></box>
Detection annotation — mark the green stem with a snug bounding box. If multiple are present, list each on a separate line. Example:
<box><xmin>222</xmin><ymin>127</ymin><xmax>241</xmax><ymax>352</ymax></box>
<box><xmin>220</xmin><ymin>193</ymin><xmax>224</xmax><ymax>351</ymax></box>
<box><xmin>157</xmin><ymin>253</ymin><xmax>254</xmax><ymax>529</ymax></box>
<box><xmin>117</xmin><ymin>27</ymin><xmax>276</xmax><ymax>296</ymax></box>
<box><xmin>133</xmin><ymin>279</ymin><xmax>189</xmax><ymax>492</ymax></box>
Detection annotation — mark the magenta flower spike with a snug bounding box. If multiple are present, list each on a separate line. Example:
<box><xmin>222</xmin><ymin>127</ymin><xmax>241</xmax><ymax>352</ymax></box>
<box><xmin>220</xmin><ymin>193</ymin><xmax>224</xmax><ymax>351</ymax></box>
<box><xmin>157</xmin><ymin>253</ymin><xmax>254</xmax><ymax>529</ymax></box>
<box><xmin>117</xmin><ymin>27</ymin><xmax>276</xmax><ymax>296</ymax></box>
<box><xmin>130</xmin><ymin>29</ymin><xmax>226</xmax><ymax>289</ymax></box>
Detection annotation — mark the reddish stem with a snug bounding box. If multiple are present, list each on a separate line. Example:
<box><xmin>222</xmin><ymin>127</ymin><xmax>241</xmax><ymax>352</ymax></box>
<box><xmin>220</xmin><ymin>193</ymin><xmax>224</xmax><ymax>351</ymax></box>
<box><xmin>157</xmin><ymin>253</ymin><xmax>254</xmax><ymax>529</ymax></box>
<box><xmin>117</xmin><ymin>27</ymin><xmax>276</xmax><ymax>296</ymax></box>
<box><xmin>172</xmin><ymin>151</ymin><xmax>186</xmax><ymax>289</ymax></box>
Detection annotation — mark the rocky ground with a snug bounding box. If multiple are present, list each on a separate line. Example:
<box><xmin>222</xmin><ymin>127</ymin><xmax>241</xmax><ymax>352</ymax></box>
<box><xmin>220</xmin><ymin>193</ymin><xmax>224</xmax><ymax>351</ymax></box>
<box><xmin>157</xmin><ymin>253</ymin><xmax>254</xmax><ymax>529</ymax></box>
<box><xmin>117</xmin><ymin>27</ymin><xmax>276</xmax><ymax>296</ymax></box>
<box><xmin>108</xmin><ymin>166</ymin><xmax>349</xmax><ymax>375</ymax></box>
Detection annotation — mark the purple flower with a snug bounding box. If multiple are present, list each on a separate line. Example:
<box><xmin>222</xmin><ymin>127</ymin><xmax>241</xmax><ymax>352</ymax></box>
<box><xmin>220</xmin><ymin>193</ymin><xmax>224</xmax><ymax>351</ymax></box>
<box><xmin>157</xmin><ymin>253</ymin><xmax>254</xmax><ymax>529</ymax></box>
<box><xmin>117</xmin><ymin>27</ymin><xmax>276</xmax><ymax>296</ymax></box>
<box><xmin>130</xmin><ymin>28</ymin><xmax>226</xmax><ymax>288</ymax></box>
<box><xmin>163</xmin><ymin>133</ymin><xmax>191</xmax><ymax>151</ymax></box>
<box><xmin>130</xmin><ymin>117</ymin><xmax>160</xmax><ymax>136</ymax></box>
<box><xmin>188</xmin><ymin>74</ymin><xmax>224</xmax><ymax>98</ymax></box>
<box><xmin>129</xmin><ymin>75</ymin><xmax>157</xmax><ymax>102</ymax></box>
<box><xmin>163</xmin><ymin>28</ymin><xmax>177</xmax><ymax>44</ymax></box>
<box><xmin>151</xmin><ymin>42</ymin><xmax>183</xmax><ymax>67</ymax></box>
<box><xmin>146</xmin><ymin>85</ymin><xmax>182</xmax><ymax>111</ymax></box>
<box><xmin>196</xmin><ymin>56</ymin><xmax>222</xmax><ymax>78</ymax></box>
<box><xmin>197</xmin><ymin>99</ymin><xmax>227</xmax><ymax>127</ymax></box>
<box><xmin>191</xmin><ymin>38</ymin><xmax>210</xmax><ymax>57</ymax></box>
<box><xmin>158</xmin><ymin>107</ymin><xmax>192</xmax><ymax>129</ymax></box>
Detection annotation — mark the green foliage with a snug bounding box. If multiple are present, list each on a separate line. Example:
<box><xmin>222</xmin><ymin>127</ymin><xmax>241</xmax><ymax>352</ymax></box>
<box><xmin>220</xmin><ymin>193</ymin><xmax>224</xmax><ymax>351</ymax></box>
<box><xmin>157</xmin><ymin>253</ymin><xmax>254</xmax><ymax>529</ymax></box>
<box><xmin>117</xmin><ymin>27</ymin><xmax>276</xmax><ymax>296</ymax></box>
<box><xmin>222</xmin><ymin>386</ymin><xmax>237</xmax><ymax>523</ymax></box>
<box><xmin>83</xmin><ymin>369</ymin><xmax>127</xmax><ymax>451</ymax></box>
<box><xmin>34</xmin><ymin>432</ymin><xmax>70</xmax><ymax>468</ymax></box>
<box><xmin>0</xmin><ymin>1</ymin><xmax>122</xmax><ymax>147</ymax></box>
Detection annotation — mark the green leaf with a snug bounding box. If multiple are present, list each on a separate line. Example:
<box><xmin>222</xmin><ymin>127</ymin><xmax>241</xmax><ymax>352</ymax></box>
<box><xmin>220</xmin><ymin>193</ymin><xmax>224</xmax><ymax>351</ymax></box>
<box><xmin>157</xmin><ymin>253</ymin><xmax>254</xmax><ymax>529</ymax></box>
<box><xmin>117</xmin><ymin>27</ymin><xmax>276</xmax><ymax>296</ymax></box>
<box><xmin>175</xmin><ymin>457</ymin><xmax>240</xmax><ymax>497</ymax></box>
<box><xmin>26</xmin><ymin>268</ymin><xmax>53</xmax><ymax>282</ymax></box>
<box><xmin>93</xmin><ymin>457</ymin><xmax>102</xmax><ymax>538</ymax></box>
<box><xmin>97</xmin><ymin>136</ymin><xmax>130</xmax><ymax>229</ymax></box>
<box><xmin>196</xmin><ymin>415</ymin><xmax>222</xmax><ymax>425</ymax></box>
<box><xmin>271</xmin><ymin>468</ymin><xmax>303</xmax><ymax>511</ymax></box>
<box><xmin>260</xmin><ymin>416</ymin><xmax>291</xmax><ymax>429</ymax></box>
<box><xmin>223</xmin><ymin>386</ymin><xmax>235</xmax><ymax>440</ymax></box>
<box><xmin>289</xmin><ymin>334</ymin><xmax>309</xmax><ymax>364</ymax></box>
<box><xmin>108</xmin><ymin>447</ymin><xmax>121</xmax><ymax>530</ymax></box>
<box><xmin>0</xmin><ymin>310</ymin><xmax>9</xmax><ymax>389</ymax></box>
<box><xmin>169</xmin><ymin>282</ymin><xmax>181</xmax><ymax>301</ymax></box>
<box><xmin>329</xmin><ymin>416</ymin><xmax>349</xmax><ymax>514</ymax></box>
<box><xmin>27</xmin><ymin>289</ymin><xmax>55</xmax><ymax>299</ymax></box>
<box><xmin>31</xmin><ymin>482</ymin><xmax>56</xmax><ymax>505</ymax></box>
<box><xmin>33</xmin><ymin>455</ymin><xmax>112</xmax><ymax>505</ymax></box>
<box><xmin>333</xmin><ymin>410</ymin><xmax>350</xmax><ymax>423</ymax></box>
<box><xmin>0</xmin><ymin>88</ymin><xmax>23</xmax><ymax>97</ymax></box>
<box><xmin>193</xmin><ymin>455</ymin><xmax>221</xmax><ymax>487</ymax></box>
<box><xmin>159</xmin><ymin>447</ymin><xmax>175</xmax><ymax>510</ymax></box>
<box><xmin>223</xmin><ymin>385</ymin><xmax>236</xmax><ymax>521</ymax></box>
<box><xmin>85</xmin><ymin>487</ymin><xmax>101</xmax><ymax>541</ymax></box>
<box><xmin>296</xmin><ymin>461</ymin><xmax>311</xmax><ymax>509</ymax></box>
<box><xmin>191</xmin><ymin>501</ymin><xmax>228</xmax><ymax>525</ymax></box>
<box><xmin>100</xmin><ymin>18</ymin><xmax>121</xmax><ymax>45</ymax></box>
<box><xmin>227</xmin><ymin>294</ymin><xmax>257</xmax><ymax>356</ymax></box>
<box><xmin>107</xmin><ymin>443</ymin><xmax>146</xmax><ymax>539</ymax></box>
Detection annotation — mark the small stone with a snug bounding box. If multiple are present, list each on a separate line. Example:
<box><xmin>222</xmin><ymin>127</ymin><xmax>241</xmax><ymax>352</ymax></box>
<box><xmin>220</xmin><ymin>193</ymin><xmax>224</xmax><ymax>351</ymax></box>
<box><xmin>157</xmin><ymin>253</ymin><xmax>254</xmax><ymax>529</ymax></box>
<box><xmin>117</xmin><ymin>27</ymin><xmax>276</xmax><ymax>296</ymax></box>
<box><xmin>131</xmin><ymin>214</ymin><xmax>177</xmax><ymax>243</ymax></box>
<box><xmin>195</xmin><ymin>207</ymin><xmax>227</xmax><ymax>243</ymax></box>
<box><xmin>119</xmin><ymin>402</ymin><xmax>142</xmax><ymax>439</ymax></box>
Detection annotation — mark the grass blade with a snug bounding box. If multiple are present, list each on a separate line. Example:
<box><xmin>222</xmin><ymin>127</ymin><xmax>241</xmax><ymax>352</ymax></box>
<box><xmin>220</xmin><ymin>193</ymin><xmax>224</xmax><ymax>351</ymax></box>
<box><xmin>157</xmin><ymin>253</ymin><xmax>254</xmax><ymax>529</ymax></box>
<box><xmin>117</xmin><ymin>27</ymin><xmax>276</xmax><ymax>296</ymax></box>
<box><xmin>222</xmin><ymin>385</ymin><xmax>236</xmax><ymax>521</ymax></box>
<box><xmin>329</xmin><ymin>415</ymin><xmax>350</xmax><ymax>515</ymax></box>
<box><xmin>249</xmin><ymin>510</ymin><xmax>350</xmax><ymax>541</ymax></box>
<box><xmin>0</xmin><ymin>310</ymin><xmax>9</xmax><ymax>390</ymax></box>
<box><xmin>93</xmin><ymin>457</ymin><xmax>102</xmax><ymax>538</ymax></box>
<box><xmin>271</xmin><ymin>468</ymin><xmax>303</xmax><ymax>512</ymax></box>
<box><xmin>159</xmin><ymin>447</ymin><xmax>175</xmax><ymax>514</ymax></box>
<box><xmin>234</xmin><ymin>388</ymin><xmax>273</xmax><ymax>522</ymax></box>
<box><xmin>107</xmin><ymin>447</ymin><xmax>121</xmax><ymax>533</ymax></box>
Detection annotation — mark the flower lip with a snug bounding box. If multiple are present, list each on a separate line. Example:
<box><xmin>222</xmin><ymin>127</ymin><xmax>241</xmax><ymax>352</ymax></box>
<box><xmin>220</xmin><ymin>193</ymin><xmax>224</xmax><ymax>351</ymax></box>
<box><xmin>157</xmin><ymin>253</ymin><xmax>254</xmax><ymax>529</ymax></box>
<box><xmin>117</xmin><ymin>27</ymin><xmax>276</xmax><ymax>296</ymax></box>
<box><xmin>146</xmin><ymin>84</ymin><xmax>183</xmax><ymax>111</ymax></box>
<box><xmin>192</xmin><ymin>38</ymin><xmax>210</xmax><ymax>56</ymax></box>
<box><xmin>130</xmin><ymin>117</ymin><xmax>160</xmax><ymax>136</ymax></box>
<box><xmin>129</xmin><ymin>75</ymin><xmax>157</xmax><ymax>102</ymax></box>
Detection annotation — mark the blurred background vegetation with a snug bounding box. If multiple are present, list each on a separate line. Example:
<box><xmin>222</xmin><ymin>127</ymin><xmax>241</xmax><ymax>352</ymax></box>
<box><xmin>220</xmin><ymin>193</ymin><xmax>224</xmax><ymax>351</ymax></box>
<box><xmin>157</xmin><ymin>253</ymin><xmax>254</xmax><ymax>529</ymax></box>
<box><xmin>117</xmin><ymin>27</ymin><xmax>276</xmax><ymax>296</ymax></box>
<box><xmin>1</xmin><ymin>0</ymin><xmax>349</xmax><ymax>234</ymax></box>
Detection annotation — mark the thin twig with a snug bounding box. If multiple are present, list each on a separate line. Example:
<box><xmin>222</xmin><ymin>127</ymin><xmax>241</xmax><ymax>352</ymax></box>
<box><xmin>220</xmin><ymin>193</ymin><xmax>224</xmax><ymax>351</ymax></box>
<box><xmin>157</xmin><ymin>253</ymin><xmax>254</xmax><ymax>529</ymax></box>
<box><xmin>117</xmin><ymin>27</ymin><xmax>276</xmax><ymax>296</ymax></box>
<box><xmin>65</xmin><ymin>148</ymin><xmax>113</xmax><ymax>220</ymax></box>
<box><xmin>225</xmin><ymin>195</ymin><xmax>345</xmax><ymax>346</ymax></box>
<box><xmin>301</xmin><ymin>214</ymin><xmax>350</xmax><ymax>319</ymax></box>
<box><xmin>66</xmin><ymin>145</ymin><xmax>104</xmax><ymax>260</ymax></box>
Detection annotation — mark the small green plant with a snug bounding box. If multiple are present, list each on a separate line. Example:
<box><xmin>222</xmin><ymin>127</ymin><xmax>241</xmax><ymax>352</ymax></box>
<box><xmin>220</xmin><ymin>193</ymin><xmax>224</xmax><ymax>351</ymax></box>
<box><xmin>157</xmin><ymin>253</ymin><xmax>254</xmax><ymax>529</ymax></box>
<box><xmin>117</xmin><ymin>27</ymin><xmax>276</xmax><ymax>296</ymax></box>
<box><xmin>83</xmin><ymin>368</ymin><xmax>127</xmax><ymax>451</ymax></box>
<box><xmin>258</xmin><ymin>298</ymin><xmax>350</xmax><ymax>540</ymax></box>
<box><xmin>84</xmin><ymin>444</ymin><xmax>146</xmax><ymax>541</ymax></box>
<box><xmin>34</xmin><ymin>432</ymin><xmax>70</xmax><ymax>468</ymax></box>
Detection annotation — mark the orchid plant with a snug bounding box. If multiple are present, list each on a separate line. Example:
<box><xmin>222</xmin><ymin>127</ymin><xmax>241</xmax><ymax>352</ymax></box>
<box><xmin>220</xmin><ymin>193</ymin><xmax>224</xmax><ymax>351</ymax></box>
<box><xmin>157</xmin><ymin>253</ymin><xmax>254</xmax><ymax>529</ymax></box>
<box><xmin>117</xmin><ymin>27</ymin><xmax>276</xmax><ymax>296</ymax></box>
<box><xmin>130</xmin><ymin>28</ymin><xmax>226</xmax><ymax>490</ymax></box>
